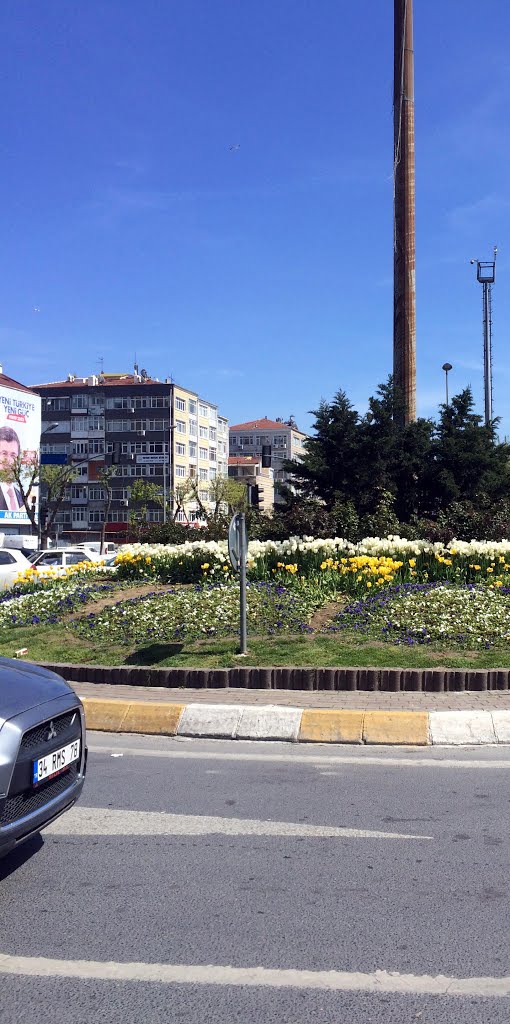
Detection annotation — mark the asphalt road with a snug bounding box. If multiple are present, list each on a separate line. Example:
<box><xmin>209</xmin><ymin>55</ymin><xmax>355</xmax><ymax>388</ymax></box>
<box><xmin>2</xmin><ymin>735</ymin><xmax>510</xmax><ymax>1023</ymax></box>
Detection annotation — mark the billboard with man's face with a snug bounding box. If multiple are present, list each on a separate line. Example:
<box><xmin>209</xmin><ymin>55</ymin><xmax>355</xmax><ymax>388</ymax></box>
<box><xmin>0</xmin><ymin>384</ymin><xmax>41</xmax><ymax>524</ymax></box>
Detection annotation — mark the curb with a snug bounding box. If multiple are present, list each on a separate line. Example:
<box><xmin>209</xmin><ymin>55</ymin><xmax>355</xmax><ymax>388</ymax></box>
<box><xmin>81</xmin><ymin>699</ymin><xmax>510</xmax><ymax>745</ymax></box>
<box><xmin>36</xmin><ymin>661</ymin><xmax>510</xmax><ymax>693</ymax></box>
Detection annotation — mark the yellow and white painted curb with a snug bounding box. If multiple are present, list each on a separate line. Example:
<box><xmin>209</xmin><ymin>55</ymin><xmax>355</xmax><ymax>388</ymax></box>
<box><xmin>81</xmin><ymin>698</ymin><xmax>510</xmax><ymax>745</ymax></box>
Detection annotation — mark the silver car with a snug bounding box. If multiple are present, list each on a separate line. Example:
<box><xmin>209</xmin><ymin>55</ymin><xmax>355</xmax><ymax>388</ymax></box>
<box><xmin>0</xmin><ymin>658</ymin><xmax>86</xmax><ymax>858</ymax></box>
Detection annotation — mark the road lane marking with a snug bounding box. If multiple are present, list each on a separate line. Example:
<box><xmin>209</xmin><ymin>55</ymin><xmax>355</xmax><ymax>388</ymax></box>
<box><xmin>0</xmin><ymin>954</ymin><xmax>508</xmax><ymax>996</ymax></box>
<box><xmin>88</xmin><ymin>743</ymin><xmax>510</xmax><ymax>769</ymax></box>
<box><xmin>46</xmin><ymin>806</ymin><xmax>433</xmax><ymax>840</ymax></box>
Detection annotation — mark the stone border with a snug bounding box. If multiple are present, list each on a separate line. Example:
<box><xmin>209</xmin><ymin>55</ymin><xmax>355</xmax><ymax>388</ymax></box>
<box><xmin>37</xmin><ymin>661</ymin><xmax>510</xmax><ymax>692</ymax></box>
<box><xmin>81</xmin><ymin>698</ymin><xmax>510</xmax><ymax>745</ymax></box>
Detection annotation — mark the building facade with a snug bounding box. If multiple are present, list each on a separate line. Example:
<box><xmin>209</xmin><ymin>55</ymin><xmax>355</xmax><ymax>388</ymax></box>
<box><xmin>227</xmin><ymin>455</ymin><xmax>274</xmax><ymax>512</ymax></box>
<box><xmin>229</xmin><ymin>417</ymin><xmax>308</xmax><ymax>501</ymax></box>
<box><xmin>31</xmin><ymin>371</ymin><xmax>228</xmax><ymax>542</ymax></box>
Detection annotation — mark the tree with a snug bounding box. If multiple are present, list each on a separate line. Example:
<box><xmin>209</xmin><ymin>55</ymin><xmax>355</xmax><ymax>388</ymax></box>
<box><xmin>0</xmin><ymin>451</ymin><xmax>76</xmax><ymax>548</ymax></box>
<box><xmin>190</xmin><ymin>476</ymin><xmax>248</xmax><ymax>538</ymax></box>
<box><xmin>288</xmin><ymin>390</ymin><xmax>361</xmax><ymax>505</ymax></box>
<box><xmin>128</xmin><ymin>479</ymin><xmax>164</xmax><ymax>541</ymax></box>
<box><xmin>95</xmin><ymin>465</ymin><xmax>119</xmax><ymax>554</ymax></box>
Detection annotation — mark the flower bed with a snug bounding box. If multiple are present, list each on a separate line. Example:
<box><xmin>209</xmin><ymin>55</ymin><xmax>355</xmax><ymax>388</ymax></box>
<box><xmin>327</xmin><ymin>582</ymin><xmax>510</xmax><ymax>649</ymax></box>
<box><xmin>110</xmin><ymin>536</ymin><xmax>510</xmax><ymax>595</ymax></box>
<box><xmin>0</xmin><ymin>579</ymin><xmax>120</xmax><ymax>628</ymax></box>
<box><xmin>71</xmin><ymin>582</ymin><xmax>317</xmax><ymax>645</ymax></box>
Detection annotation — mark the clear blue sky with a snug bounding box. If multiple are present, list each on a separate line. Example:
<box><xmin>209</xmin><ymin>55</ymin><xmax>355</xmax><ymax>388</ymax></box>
<box><xmin>1</xmin><ymin>1</ymin><xmax>509</xmax><ymax>435</ymax></box>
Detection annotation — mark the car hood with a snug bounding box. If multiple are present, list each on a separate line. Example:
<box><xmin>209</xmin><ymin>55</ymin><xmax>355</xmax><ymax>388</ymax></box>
<box><xmin>0</xmin><ymin>658</ymin><xmax>73</xmax><ymax>726</ymax></box>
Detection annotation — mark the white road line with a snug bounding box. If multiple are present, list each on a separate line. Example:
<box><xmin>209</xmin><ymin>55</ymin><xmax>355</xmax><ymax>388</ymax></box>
<box><xmin>88</xmin><ymin>743</ymin><xmax>510</xmax><ymax>769</ymax></box>
<box><xmin>46</xmin><ymin>806</ymin><xmax>432</xmax><ymax>841</ymax></box>
<box><xmin>0</xmin><ymin>954</ymin><xmax>508</xmax><ymax>997</ymax></box>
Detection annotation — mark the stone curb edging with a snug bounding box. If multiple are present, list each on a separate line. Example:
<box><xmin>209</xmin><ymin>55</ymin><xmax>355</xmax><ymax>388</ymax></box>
<box><xmin>81</xmin><ymin>699</ymin><xmax>510</xmax><ymax>745</ymax></box>
<box><xmin>37</xmin><ymin>661</ymin><xmax>510</xmax><ymax>693</ymax></box>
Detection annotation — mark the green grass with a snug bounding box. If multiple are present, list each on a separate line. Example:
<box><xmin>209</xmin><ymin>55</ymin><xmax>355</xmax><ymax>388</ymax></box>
<box><xmin>2</xmin><ymin>622</ymin><xmax>510</xmax><ymax>670</ymax></box>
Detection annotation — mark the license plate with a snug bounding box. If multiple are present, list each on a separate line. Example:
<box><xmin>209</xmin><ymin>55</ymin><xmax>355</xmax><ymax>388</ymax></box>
<box><xmin>32</xmin><ymin>739</ymin><xmax>81</xmax><ymax>787</ymax></box>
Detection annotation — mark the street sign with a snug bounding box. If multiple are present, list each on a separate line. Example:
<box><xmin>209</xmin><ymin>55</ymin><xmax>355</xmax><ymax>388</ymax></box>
<box><xmin>228</xmin><ymin>513</ymin><xmax>248</xmax><ymax>571</ymax></box>
<box><xmin>136</xmin><ymin>454</ymin><xmax>169</xmax><ymax>465</ymax></box>
<box><xmin>40</xmin><ymin>454</ymin><xmax>68</xmax><ymax>465</ymax></box>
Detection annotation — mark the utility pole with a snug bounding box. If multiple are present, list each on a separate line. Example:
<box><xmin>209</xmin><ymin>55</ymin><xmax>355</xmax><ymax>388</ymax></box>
<box><xmin>393</xmin><ymin>0</ymin><xmax>417</xmax><ymax>425</ymax></box>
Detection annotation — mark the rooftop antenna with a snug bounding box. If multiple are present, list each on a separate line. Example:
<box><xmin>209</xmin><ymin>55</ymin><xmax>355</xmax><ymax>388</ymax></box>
<box><xmin>134</xmin><ymin>352</ymin><xmax>139</xmax><ymax>376</ymax></box>
<box><xmin>97</xmin><ymin>355</ymin><xmax>104</xmax><ymax>374</ymax></box>
<box><xmin>470</xmin><ymin>246</ymin><xmax>497</xmax><ymax>426</ymax></box>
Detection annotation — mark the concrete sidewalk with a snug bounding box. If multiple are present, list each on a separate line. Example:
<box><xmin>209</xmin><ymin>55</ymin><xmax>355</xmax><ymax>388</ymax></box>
<box><xmin>73</xmin><ymin>683</ymin><xmax>510</xmax><ymax>746</ymax></box>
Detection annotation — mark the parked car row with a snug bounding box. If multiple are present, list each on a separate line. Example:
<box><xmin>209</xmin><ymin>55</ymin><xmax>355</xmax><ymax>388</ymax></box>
<box><xmin>0</xmin><ymin>546</ymin><xmax>118</xmax><ymax>589</ymax></box>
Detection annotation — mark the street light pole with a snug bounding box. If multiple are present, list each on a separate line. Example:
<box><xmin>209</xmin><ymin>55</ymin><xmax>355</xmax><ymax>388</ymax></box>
<box><xmin>442</xmin><ymin>363</ymin><xmax>452</xmax><ymax>408</ymax></box>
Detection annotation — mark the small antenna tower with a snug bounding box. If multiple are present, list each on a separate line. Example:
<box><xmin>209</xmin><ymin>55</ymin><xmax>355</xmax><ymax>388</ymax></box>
<box><xmin>471</xmin><ymin>247</ymin><xmax>497</xmax><ymax>426</ymax></box>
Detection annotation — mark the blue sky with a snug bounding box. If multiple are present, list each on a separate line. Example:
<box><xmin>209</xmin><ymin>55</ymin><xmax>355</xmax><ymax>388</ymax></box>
<box><xmin>1</xmin><ymin>0</ymin><xmax>509</xmax><ymax>435</ymax></box>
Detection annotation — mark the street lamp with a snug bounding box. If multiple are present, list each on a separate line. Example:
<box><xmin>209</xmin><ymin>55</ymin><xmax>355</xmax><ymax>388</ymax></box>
<box><xmin>442</xmin><ymin>363</ymin><xmax>452</xmax><ymax>408</ymax></box>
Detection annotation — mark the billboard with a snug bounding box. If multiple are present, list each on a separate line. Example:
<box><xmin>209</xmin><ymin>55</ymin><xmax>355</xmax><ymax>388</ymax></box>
<box><xmin>0</xmin><ymin>384</ymin><xmax>41</xmax><ymax>524</ymax></box>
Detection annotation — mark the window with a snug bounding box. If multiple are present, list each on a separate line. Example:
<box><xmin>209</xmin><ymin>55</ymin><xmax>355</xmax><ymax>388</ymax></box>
<box><xmin>199</xmin><ymin>467</ymin><xmax>208</xmax><ymax>481</ymax></box>
<box><xmin>188</xmin><ymin>442</ymin><xmax>197</xmax><ymax>458</ymax></box>
<box><xmin>67</xmin><ymin>552</ymin><xmax>92</xmax><ymax>566</ymax></box>
<box><xmin>0</xmin><ymin>551</ymin><xmax>15</xmax><ymax>565</ymax></box>
<box><xmin>199</xmin><ymin>489</ymin><xmax>209</xmax><ymax>501</ymax></box>
<box><xmin>89</xmin><ymin>439</ymin><xmax>104</xmax><ymax>454</ymax></box>
<box><xmin>240</xmin><ymin>436</ymin><xmax>252</xmax><ymax>446</ymax></box>
<box><xmin>199</xmin><ymin>446</ymin><xmax>208</xmax><ymax>460</ymax></box>
<box><xmin>189</xmin><ymin>418</ymin><xmax>197</xmax><ymax>437</ymax></box>
<box><xmin>176</xmin><ymin>420</ymin><xmax>186</xmax><ymax>434</ymax></box>
<box><xmin>88</xmin><ymin>487</ymin><xmax>105</xmax><ymax>500</ymax></box>
<box><xmin>112</xmin><ymin>488</ymin><xmax>130</xmax><ymax>500</ymax></box>
<box><xmin>145</xmin><ymin>418</ymin><xmax>165</xmax><ymax>431</ymax></box>
<box><xmin>175</xmin><ymin>397</ymin><xmax>186</xmax><ymax>411</ymax></box>
<box><xmin>209</xmin><ymin>448</ymin><xmax>217</xmax><ymax>461</ymax></box>
<box><xmin>189</xmin><ymin>465</ymin><xmax>196</xmax><ymax>478</ymax></box>
<box><xmin>175</xmin><ymin>442</ymin><xmax>185</xmax><ymax>456</ymax></box>
<box><xmin>88</xmin><ymin>416</ymin><xmax>104</xmax><ymax>431</ymax></box>
<box><xmin>146</xmin><ymin>509</ymin><xmax>164</xmax><ymax>522</ymax></box>
<box><xmin>107</xmin><ymin>419</ymin><xmax>131</xmax><ymax>432</ymax></box>
<box><xmin>71</xmin><ymin>485</ymin><xmax>88</xmax><ymax>500</ymax></box>
<box><xmin>72</xmin><ymin>441</ymin><xmax>88</xmax><ymax>456</ymax></box>
<box><xmin>175</xmin><ymin>464</ymin><xmax>186</xmax><ymax>478</ymax></box>
<box><xmin>43</xmin><ymin>396</ymin><xmax>70</xmax><ymax>411</ymax></box>
<box><xmin>41</xmin><ymin>443</ymin><xmax>70</xmax><ymax>455</ymax></box>
<box><xmin>199</xmin><ymin>403</ymin><xmax>208</xmax><ymax>418</ymax></box>
<box><xmin>148</xmin><ymin>441</ymin><xmax>167</xmax><ymax>454</ymax></box>
<box><xmin>71</xmin><ymin>394</ymin><xmax>88</xmax><ymax>409</ymax></box>
<box><xmin>74</xmin><ymin>465</ymin><xmax>88</xmax><ymax>479</ymax></box>
<box><xmin>89</xmin><ymin>510</ymin><xmax>105</xmax><ymax>523</ymax></box>
<box><xmin>209</xmin><ymin>427</ymin><xmax>216</xmax><ymax>442</ymax></box>
<box><xmin>107</xmin><ymin>510</ymin><xmax>129</xmax><ymax>523</ymax></box>
<box><xmin>176</xmin><ymin>509</ymin><xmax>186</xmax><ymax>523</ymax></box>
<box><xmin>188</xmin><ymin>509</ymin><xmax>201</xmax><ymax>522</ymax></box>
<box><xmin>72</xmin><ymin>507</ymin><xmax>87</xmax><ymax>522</ymax></box>
<box><xmin>199</xmin><ymin>425</ymin><xmax>208</xmax><ymax>439</ymax></box>
<box><xmin>106</xmin><ymin>396</ymin><xmax>133</xmax><ymax>410</ymax></box>
<box><xmin>209</xmin><ymin>467</ymin><xmax>217</xmax><ymax>480</ymax></box>
<box><xmin>188</xmin><ymin>399</ymin><xmax>197</xmax><ymax>415</ymax></box>
<box><xmin>230</xmin><ymin>436</ymin><xmax>237</xmax><ymax>445</ymax></box>
<box><xmin>274</xmin><ymin>435</ymin><xmax>287</xmax><ymax>447</ymax></box>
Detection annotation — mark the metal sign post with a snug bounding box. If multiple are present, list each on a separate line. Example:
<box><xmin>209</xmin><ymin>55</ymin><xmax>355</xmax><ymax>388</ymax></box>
<box><xmin>228</xmin><ymin>512</ymin><xmax>248</xmax><ymax>655</ymax></box>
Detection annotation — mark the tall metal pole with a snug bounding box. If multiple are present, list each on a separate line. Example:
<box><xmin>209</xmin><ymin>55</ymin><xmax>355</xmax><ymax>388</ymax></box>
<box><xmin>482</xmin><ymin>281</ymin><xmax>492</xmax><ymax>426</ymax></box>
<box><xmin>238</xmin><ymin>512</ymin><xmax>248</xmax><ymax>655</ymax></box>
<box><xmin>393</xmin><ymin>0</ymin><xmax>417</xmax><ymax>425</ymax></box>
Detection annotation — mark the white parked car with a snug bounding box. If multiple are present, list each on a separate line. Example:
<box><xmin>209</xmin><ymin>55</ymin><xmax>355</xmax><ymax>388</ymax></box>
<box><xmin>0</xmin><ymin>549</ymin><xmax>33</xmax><ymax>589</ymax></box>
<box><xmin>28</xmin><ymin>548</ymin><xmax>102</xmax><ymax>572</ymax></box>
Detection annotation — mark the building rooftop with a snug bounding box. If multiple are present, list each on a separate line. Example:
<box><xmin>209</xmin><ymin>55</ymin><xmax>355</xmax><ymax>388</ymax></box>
<box><xmin>230</xmin><ymin>417</ymin><xmax>293</xmax><ymax>431</ymax></box>
<box><xmin>228</xmin><ymin>455</ymin><xmax>262</xmax><ymax>466</ymax></box>
<box><xmin>0</xmin><ymin>372</ymin><xmax>37</xmax><ymax>395</ymax></box>
<box><xmin>31</xmin><ymin>373</ymin><xmax>166</xmax><ymax>389</ymax></box>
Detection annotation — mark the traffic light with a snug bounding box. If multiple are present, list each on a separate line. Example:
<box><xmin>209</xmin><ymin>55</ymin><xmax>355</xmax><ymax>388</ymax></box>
<box><xmin>39</xmin><ymin>506</ymin><xmax>48</xmax><ymax>530</ymax></box>
<box><xmin>261</xmin><ymin>444</ymin><xmax>271</xmax><ymax>468</ymax></box>
<box><xmin>249</xmin><ymin>484</ymin><xmax>262</xmax><ymax>509</ymax></box>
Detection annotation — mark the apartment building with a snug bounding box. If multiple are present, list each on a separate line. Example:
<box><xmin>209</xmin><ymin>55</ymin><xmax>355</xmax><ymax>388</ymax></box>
<box><xmin>229</xmin><ymin>417</ymin><xmax>308</xmax><ymax>501</ymax></box>
<box><xmin>31</xmin><ymin>370</ymin><xmax>228</xmax><ymax>542</ymax></box>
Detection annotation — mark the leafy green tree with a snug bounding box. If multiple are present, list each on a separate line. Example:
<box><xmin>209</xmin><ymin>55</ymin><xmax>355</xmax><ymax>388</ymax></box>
<box><xmin>128</xmin><ymin>479</ymin><xmax>163</xmax><ymax>541</ymax></box>
<box><xmin>0</xmin><ymin>451</ymin><xmax>76</xmax><ymax>548</ymax></box>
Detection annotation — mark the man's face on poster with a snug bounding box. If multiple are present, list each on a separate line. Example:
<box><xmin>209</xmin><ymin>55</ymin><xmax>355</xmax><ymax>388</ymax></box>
<box><xmin>0</xmin><ymin>437</ymin><xmax>20</xmax><ymax>467</ymax></box>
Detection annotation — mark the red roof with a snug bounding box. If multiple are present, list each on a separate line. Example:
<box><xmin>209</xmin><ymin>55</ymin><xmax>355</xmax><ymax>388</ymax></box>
<box><xmin>0</xmin><ymin>372</ymin><xmax>37</xmax><ymax>395</ymax></box>
<box><xmin>229</xmin><ymin>417</ymin><xmax>287</xmax><ymax>431</ymax></box>
<box><xmin>228</xmin><ymin>455</ymin><xmax>262</xmax><ymax>466</ymax></box>
<box><xmin>31</xmin><ymin>373</ymin><xmax>164</xmax><ymax>390</ymax></box>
